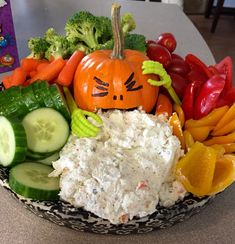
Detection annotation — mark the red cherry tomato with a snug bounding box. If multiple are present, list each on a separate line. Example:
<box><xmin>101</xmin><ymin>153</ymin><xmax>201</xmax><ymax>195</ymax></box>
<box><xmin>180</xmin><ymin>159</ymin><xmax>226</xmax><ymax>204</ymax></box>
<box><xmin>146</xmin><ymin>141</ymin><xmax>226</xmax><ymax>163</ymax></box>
<box><xmin>169</xmin><ymin>72</ymin><xmax>188</xmax><ymax>99</ymax></box>
<box><xmin>171</xmin><ymin>53</ymin><xmax>184</xmax><ymax>61</ymax></box>
<box><xmin>167</xmin><ymin>59</ymin><xmax>190</xmax><ymax>77</ymax></box>
<box><xmin>156</xmin><ymin>33</ymin><xmax>177</xmax><ymax>53</ymax></box>
<box><xmin>146</xmin><ymin>40</ymin><xmax>156</xmax><ymax>45</ymax></box>
<box><xmin>147</xmin><ymin>43</ymin><xmax>172</xmax><ymax>68</ymax></box>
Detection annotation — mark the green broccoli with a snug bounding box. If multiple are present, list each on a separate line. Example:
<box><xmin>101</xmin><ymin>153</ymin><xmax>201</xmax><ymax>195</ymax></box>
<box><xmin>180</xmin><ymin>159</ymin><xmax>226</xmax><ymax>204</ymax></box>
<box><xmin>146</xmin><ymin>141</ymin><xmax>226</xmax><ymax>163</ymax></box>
<box><xmin>121</xmin><ymin>12</ymin><xmax>136</xmax><ymax>35</ymax></box>
<box><xmin>44</xmin><ymin>28</ymin><xmax>70</xmax><ymax>60</ymax></box>
<box><xmin>68</xmin><ymin>42</ymin><xmax>91</xmax><ymax>55</ymax></box>
<box><xmin>27</xmin><ymin>37</ymin><xmax>50</xmax><ymax>59</ymax></box>
<box><xmin>124</xmin><ymin>34</ymin><xmax>146</xmax><ymax>53</ymax></box>
<box><xmin>65</xmin><ymin>11</ymin><xmax>112</xmax><ymax>50</ymax></box>
<box><xmin>98</xmin><ymin>16</ymin><xmax>112</xmax><ymax>43</ymax></box>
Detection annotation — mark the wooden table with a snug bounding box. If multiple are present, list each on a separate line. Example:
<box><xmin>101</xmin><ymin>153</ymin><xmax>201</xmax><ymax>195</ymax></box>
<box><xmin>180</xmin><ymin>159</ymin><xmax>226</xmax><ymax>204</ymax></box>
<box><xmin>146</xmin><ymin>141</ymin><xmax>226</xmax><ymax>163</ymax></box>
<box><xmin>0</xmin><ymin>1</ymin><xmax>234</xmax><ymax>243</ymax></box>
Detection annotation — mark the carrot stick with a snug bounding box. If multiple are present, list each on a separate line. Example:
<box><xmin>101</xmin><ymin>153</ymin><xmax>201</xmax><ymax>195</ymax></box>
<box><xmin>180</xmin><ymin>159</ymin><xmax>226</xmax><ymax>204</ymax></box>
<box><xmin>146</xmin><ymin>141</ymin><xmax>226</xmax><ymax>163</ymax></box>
<box><xmin>36</xmin><ymin>62</ymin><xmax>50</xmax><ymax>72</ymax></box>
<box><xmin>57</xmin><ymin>50</ymin><xmax>85</xmax><ymax>86</ymax></box>
<box><xmin>29</xmin><ymin>70</ymin><xmax>37</xmax><ymax>78</ymax></box>
<box><xmin>2</xmin><ymin>75</ymin><xmax>13</xmax><ymax>89</ymax></box>
<box><xmin>11</xmin><ymin>67</ymin><xmax>27</xmax><ymax>86</ymax></box>
<box><xmin>30</xmin><ymin>57</ymin><xmax>66</xmax><ymax>84</ymax></box>
<box><xmin>155</xmin><ymin>93</ymin><xmax>173</xmax><ymax>118</ymax></box>
<box><xmin>21</xmin><ymin>58</ymin><xmax>45</xmax><ymax>73</ymax></box>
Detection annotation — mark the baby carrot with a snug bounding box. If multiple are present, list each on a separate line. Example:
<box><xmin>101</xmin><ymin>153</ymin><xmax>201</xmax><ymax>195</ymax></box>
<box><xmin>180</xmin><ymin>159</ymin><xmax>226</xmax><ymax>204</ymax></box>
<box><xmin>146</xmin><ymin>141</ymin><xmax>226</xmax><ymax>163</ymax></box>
<box><xmin>36</xmin><ymin>62</ymin><xmax>50</xmax><ymax>72</ymax></box>
<box><xmin>11</xmin><ymin>67</ymin><xmax>27</xmax><ymax>86</ymax></box>
<box><xmin>30</xmin><ymin>57</ymin><xmax>66</xmax><ymax>84</ymax></box>
<box><xmin>155</xmin><ymin>93</ymin><xmax>172</xmax><ymax>119</ymax></box>
<box><xmin>21</xmin><ymin>58</ymin><xmax>45</xmax><ymax>73</ymax></box>
<box><xmin>57</xmin><ymin>50</ymin><xmax>85</xmax><ymax>86</ymax></box>
<box><xmin>2</xmin><ymin>75</ymin><xmax>13</xmax><ymax>89</ymax></box>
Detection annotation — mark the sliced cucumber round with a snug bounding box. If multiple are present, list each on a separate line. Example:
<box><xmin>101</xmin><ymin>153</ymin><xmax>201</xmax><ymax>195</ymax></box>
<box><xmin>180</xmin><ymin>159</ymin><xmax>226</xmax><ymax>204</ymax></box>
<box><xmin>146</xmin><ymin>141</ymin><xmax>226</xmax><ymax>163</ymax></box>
<box><xmin>49</xmin><ymin>84</ymin><xmax>71</xmax><ymax>121</ymax></box>
<box><xmin>21</xmin><ymin>85</ymin><xmax>40</xmax><ymax>113</ymax></box>
<box><xmin>9</xmin><ymin>162</ymin><xmax>60</xmax><ymax>200</ymax></box>
<box><xmin>26</xmin><ymin>149</ymin><xmax>56</xmax><ymax>160</ymax></box>
<box><xmin>22</xmin><ymin>108</ymin><xmax>69</xmax><ymax>154</ymax></box>
<box><xmin>37</xmin><ymin>151</ymin><xmax>60</xmax><ymax>166</ymax></box>
<box><xmin>0</xmin><ymin>116</ymin><xmax>27</xmax><ymax>166</ymax></box>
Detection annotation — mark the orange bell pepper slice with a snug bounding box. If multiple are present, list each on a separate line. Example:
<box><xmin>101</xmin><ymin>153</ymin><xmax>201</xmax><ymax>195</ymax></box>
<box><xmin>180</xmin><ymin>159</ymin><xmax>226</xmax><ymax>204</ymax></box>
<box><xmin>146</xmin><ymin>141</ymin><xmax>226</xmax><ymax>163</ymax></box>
<box><xmin>185</xmin><ymin>105</ymin><xmax>229</xmax><ymax>129</ymax></box>
<box><xmin>187</xmin><ymin>126</ymin><xmax>214</xmax><ymax>142</ymax></box>
<box><xmin>214</xmin><ymin>103</ymin><xmax>235</xmax><ymax>131</ymax></box>
<box><xmin>208</xmin><ymin>154</ymin><xmax>235</xmax><ymax>195</ymax></box>
<box><xmin>212</xmin><ymin>118</ymin><xmax>235</xmax><ymax>136</ymax></box>
<box><xmin>175</xmin><ymin>141</ymin><xmax>217</xmax><ymax>196</ymax></box>
<box><xmin>169</xmin><ymin>112</ymin><xmax>185</xmax><ymax>150</ymax></box>
<box><xmin>183</xmin><ymin>130</ymin><xmax>194</xmax><ymax>152</ymax></box>
<box><xmin>155</xmin><ymin>93</ymin><xmax>172</xmax><ymax>118</ymax></box>
<box><xmin>173</xmin><ymin>104</ymin><xmax>185</xmax><ymax>127</ymax></box>
<box><xmin>203</xmin><ymin>131</ymin><xmax>235</xmax><ymax>146</ymax></box>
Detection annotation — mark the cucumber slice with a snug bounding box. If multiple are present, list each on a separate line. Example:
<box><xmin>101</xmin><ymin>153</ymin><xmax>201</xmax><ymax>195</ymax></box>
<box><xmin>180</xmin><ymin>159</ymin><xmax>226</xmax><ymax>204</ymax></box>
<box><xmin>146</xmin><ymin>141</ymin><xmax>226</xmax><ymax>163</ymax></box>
<box><xmin>0</xmin><ymin>86</ymin><xmax>30</xmax><ymax>118</ymax></box>
<box><xmin>37</xmin><ymin>151</ymin><xmax>60</xmax><ymax>165</ymax></box>
<box><xmin>31</xmin><ymin>81</ymin><xmax>49</xmax><ymax>107</ymax></box>
<box><xmin>49</xmin><ymin>84</ymin><xmax>71</xmax><ymax>121</ymax></box>
<box><xmin>9</xmin><ymin>162</ymin><xmax>60</xmax><ymax>200</ymax></box>
<box><xmin>26</xmin><ymin>150</ymin><xmax>56</xmax><ymax>160</ymax></box>
<box><xmin>22</xmin><ymin>108</ymin><xmax>69</xmax><ymax>153</ymax></box>
<box><xmin>0</xmin><ymin>116</ymin><xmax>27</xmax><ymax>166</ymax></box>
<box><xmin>38</xmin><ymin>82</ymin><xmax>54</xmax><ymax>108</ymax></box>
<box><xmin>21</xmin><ymin>85</ymin><xmax>40</xmax><ymax>113</ymax></box>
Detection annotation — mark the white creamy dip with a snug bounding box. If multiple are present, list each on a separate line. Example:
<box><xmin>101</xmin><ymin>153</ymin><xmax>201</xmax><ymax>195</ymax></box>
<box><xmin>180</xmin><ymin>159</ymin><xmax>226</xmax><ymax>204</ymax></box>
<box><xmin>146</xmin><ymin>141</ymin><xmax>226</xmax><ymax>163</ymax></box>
<box><xmin>51</xmin><ymin>109</ymin><xmax>186</xmax><ymax>224</ymax></box>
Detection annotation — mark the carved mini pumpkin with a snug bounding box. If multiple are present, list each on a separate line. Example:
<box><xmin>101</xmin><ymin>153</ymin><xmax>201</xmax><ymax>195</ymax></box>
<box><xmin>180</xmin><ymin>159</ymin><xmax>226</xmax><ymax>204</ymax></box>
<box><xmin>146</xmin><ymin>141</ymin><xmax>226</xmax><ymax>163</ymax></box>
<box><xmin>74</xmin><ymin>4</ymin><xmax>158</xmax><ymax>113</ymax></box>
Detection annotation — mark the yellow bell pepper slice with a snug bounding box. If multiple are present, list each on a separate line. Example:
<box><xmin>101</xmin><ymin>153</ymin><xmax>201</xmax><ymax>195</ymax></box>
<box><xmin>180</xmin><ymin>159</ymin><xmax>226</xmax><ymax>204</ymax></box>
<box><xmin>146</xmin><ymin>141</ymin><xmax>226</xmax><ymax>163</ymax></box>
<box><xmin>183</xmin><ymin>130</ymin><xmax>194</xmax><ymax>152</ymax></box>
<box><xmin>175</xmin><ymin>141</ymin><xmax>217</xmax><ymax>196</ymax></box>
<box><xmin>212</xmin><ymin>118</ymin><xmax>235</xmax><ymax>136</ymax></box>
<box><xmin>169</xmin><ymin>112</ymin><xmax>185</xmax><ymax>150</ymax></box>
<box><xmin>173</xmin><ymin>104</ymin><xmax>185</xmax><ymax>127</ymax></box>
<box><xmin>214</xmin><ymin>103</ymin><xmax>235</xmax><ymax>131</ymax></box>
<box><xmin>187</xmin><ymin>126</ymin><xmax>214</xmax><ymax>142</ymax></box>
<box><xmin>185</xmin><ymin>105</ymin><xmax>229</xmax><ymax>129</ymax></box>
<box><xmin>203</xmin><ymin>131</ymin><xmax>235</xmax><ymax>146</ymax></box>
<box><xmin>219</xmin><ymin>143</ymin><xmax>235</xmax><ymax>153</ymax></box>
<box><xmin>207</xmin><ymin>154</ymin><xmax>235</xmax><ymax>195</ymax></box>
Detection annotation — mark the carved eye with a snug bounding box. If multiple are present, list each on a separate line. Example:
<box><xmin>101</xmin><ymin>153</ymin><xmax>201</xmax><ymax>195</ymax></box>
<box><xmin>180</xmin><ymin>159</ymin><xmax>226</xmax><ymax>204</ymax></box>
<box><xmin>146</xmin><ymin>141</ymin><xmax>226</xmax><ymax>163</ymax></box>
<box><xmin>91</xmin><ymin>77</ymin><xmax>109</xmax><ymax>97</ymax></box>
<box><xmin>125</xmin><ymin>72</ymin><xmax>143</xmax><ymax>92</ymax></box>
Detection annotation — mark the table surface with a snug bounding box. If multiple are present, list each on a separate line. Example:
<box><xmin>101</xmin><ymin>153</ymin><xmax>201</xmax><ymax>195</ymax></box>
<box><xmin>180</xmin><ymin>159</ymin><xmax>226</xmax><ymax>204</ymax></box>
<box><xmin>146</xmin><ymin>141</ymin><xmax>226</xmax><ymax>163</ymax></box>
<box><xmin>1</xmin><ymin>0</ymin><xmax>234</xmax><ymax>243</ymax></box>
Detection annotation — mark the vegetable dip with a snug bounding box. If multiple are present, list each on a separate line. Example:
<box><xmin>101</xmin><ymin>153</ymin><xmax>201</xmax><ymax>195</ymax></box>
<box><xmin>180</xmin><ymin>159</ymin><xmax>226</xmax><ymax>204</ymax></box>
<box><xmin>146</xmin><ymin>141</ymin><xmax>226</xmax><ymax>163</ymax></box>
<box><xmin>51</xmin><ymin>109</ymin><xmax>186</xmax><ymax>224</ymax></box>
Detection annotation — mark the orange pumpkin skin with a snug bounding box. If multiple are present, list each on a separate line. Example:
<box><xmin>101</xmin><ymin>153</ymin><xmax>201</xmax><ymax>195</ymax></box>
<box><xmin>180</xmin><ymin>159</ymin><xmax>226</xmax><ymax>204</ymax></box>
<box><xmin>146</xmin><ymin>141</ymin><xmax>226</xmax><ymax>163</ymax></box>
<box><xmin>74</xmin><ymin>49</ymin><xmax>159</xmax><ymax>113</ymax></box>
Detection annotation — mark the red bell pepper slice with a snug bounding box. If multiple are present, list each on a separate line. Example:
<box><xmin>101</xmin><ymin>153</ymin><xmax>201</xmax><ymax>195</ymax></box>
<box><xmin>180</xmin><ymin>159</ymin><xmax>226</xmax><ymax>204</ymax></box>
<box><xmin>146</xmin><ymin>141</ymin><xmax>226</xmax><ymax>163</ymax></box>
<box><xmin>185</xmin><ymin>54</ymin><xmax>213</xmax><ymax>81</ymax></box>
<box><xmin>194</xmin><ymin>75</ymin><xmax>225</xmax><ymax>119</ymax></box>
<box><xmin>215</xmin><ymin>56</ymin><xmax>233</xmax><ymax>94</ymax></box>
<box><xmin>182</xmin><ymin>80</ymin><xmax>201</xmax><ymax>120</ymax></box>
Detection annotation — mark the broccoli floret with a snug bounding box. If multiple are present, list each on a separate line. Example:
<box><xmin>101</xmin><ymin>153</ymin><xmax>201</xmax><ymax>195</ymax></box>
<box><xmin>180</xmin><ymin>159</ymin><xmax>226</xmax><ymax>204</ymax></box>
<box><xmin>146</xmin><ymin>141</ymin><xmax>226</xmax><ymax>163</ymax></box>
<box><xmin>98</xmin><ymin>16</ymin><xmax>112</xmax><ymax>43</ymax></box>
<box><xmin>124</xmin><ymin>34</ymin><xmax>146</xmax><ymax>53</ymax></box>
<box><xmin>27</xmin><ymin>37</ymin><xmax>50</xmax><ymax>59</ymax></box>
<box><xmin>121</xmin><ymin>12</ymin><xmax>136</xmax><ymax>35</ymax></box>
<box><xmin>65</xmin><ymin>11</ymin><xmax>108</xmax><ymax>50</ymax></box>
<box><xmin>94</xmin><ymin>39</ymin><xmax>114</xmax><ymax>51</ymax></box>
<box><xmin>43</xmin><ymin>28</ymin><xmax>70</xmax><ymax>60</ymax></box>
<box><xmin>68</xmin><ymin>42</ymin><xmax>91</xmax><ymax>55</ymax></box>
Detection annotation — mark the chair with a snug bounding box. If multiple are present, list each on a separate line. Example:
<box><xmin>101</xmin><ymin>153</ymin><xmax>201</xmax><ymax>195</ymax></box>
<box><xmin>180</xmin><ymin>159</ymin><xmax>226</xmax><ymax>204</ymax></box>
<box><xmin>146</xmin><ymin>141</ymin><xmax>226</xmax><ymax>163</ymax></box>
<box><xmin>205</xmin><ymin>0</ymin><xmax>235</xmax><ymax>33</ymax></box>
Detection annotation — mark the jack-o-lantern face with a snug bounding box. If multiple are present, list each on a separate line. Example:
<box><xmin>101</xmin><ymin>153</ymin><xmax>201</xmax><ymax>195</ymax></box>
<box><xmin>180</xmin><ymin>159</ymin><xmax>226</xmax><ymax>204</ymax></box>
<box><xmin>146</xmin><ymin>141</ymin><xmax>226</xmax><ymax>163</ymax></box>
<box><xmin>74</xmin><ymin>4</ymin><xmax>159</xmax><ymax>113</ymax></box>
<box><xmin>74</xmin><ymin>49</ymin><xmax>159</xmax><ymax>113</ymax></box>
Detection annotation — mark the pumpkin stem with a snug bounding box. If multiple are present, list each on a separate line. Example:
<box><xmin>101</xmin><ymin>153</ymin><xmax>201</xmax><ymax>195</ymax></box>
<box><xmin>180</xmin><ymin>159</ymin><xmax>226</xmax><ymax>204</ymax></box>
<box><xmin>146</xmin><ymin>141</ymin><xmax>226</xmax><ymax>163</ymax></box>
<box><xmin>111</xmin><ymin>3</ymin><xmax>124</xmax><ymax>59</ymax></box>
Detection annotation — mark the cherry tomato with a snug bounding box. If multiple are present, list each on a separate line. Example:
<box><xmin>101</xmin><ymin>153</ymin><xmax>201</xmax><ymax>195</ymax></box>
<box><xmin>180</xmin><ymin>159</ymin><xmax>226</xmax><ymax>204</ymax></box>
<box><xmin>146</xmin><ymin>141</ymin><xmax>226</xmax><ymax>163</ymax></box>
<box><xmin>156</xmin><ymin>33</ymin><xmax>177</xmax><ymax>53</ymax></box>
<box><xmin>171</xmin><ymin>53</ymin><xmax>184</xmax><ymax>61</ymax></box>
<box><xmin>167</xmin><ymin>59</ymin><xmax>190</xmax><ymax>77</ymax></box>
<box><xmin>147</xmin><ymin>43</ymin><xmax>172</xmax><ymax>68</ymax></box>
<box><xmin>146</xmin><ymin>40</ymin><xmax>156</xmax><ymax>45</ymax></box>
<box><xmin>169</xmin><ymin>72</ymin><xmax>188</xmax><ymax>99</ymax></box>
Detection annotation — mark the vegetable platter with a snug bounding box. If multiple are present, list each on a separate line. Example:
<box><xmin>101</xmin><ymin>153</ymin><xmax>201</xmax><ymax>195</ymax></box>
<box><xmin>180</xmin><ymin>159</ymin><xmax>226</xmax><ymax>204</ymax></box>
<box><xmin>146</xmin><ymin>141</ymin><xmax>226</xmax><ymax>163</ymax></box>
<box><xmin>0</xmin><ymin>3</ymin><xmax>234</xmax><ymax>235</ymax></box>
